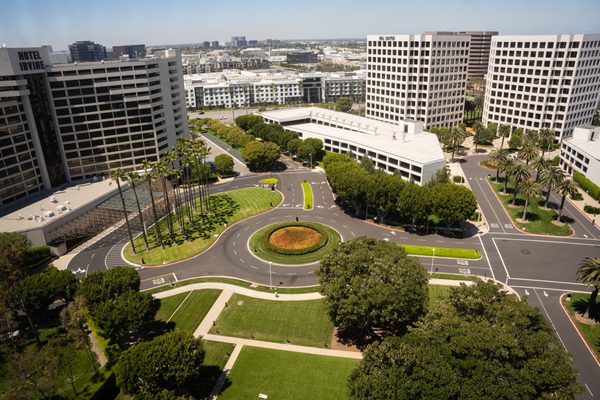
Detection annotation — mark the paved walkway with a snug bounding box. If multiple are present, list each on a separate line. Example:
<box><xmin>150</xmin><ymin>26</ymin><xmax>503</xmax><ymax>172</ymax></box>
<box><xmin>152</xmin><ymin>282</ymin><xmax>324</xmax><ymax>301</ymax></box>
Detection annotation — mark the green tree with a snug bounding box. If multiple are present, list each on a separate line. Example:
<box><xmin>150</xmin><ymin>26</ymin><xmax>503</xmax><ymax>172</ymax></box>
<box><xmin>518</xmin><ymin>142</ymin><xmax>539</xmax><ymax>166</ymax></box>
<box><xmin>577</xmin><ymin>257</ymin><xmax>600</xmax><ymax>318</ymax></box>
<box><xmin>116</xmin><ymin>330</ymin><xmax>205</xmax><ymax>397</ymax></box>
<box><xmin>214</xmin><ymin>154</ymin><xmax>235</xmax><ymax>175</ymax></box>
<box><xmin>0</xmin><ymin>232</ymin><xmax>31</xmax><ymax>284</ymax></box>
<box><xmin>349</xmin><ymin>280</ymin><xmax>581</xmax><ymax>400</ymax></box>
<box><xmin>539</xmin><ymin>166</ymin><xmax>564</xmax><ymax>208</ymax></box>
<box><xmin>508</xmin><ymin>127</ymin><xmax>523</xmax><ymax>149</ymax></box>
<box><xmin>60</xmin><ymin>296</ymin><xmax>99</xmax><ymax>375</ymax></box>
<box><xmin>538</xmin><ymin>129</ymin><xmax>556</xmax><ymax>157</ymax></box>
<box><xmin>397</xmin><ymin>183</ymin><xmax>430</xmax><ymax>229</ymax></box>
<box><xmin>241</xmin><ymin>140</ymin><xmax>280</xmax><ymax>171</ymax></box>
<box><xmin>93</xmin><ymin>291</ymin><xmax>157</xmax><ymax>343</ymax></box>
<box><xmin>359</xmin><ymin>155</ymin><xmax>376</xmax><ymax>174</ymax></box>
<box><xmin>556</xmin><ymin>178</ymin><xmax>579</xmax><ymax>221</ymax></box>
<box><xmin>317</xmin><ymin>237</ymin><xmax>428</xmax><ymax>344</ymax></box>
<box><xmin>489</xmin><ymin>148</ymin><xmax>509</xmax><ymax>182</ymax></box>
<box><xmin>77</xmin><ymin>265</ymin><xmax>140</xmax><ymax>308</ymax></box>
<box><xmin>508</xmin><ymin>163</ymin><xmax>531</xmax><ymax>205</ymax></box>
<box><xmin>367</xmin><ymin>173</ymin><xmax>404</xmax><ymax>224</ymax></box>
<box><xmin>18</xmin><ymin>268</ymin><xmax>77</xmax><ymax>315</ymax></box>
<box><xmin>497</xmin><ymin>157</ymin><xmax>514</xmax><ymax>194</ymax></box>
<box><xmin>335</xmin><ymin>97</ymin><xmax>354</xmax><ymax>112</ymax></box>
<box><xmin>424</xmin><ymin>168</ymin><xmax>450</xmax><ymax>187</ymax></box>
<box><xmin>471</xmin><ymin>121</ymin><xmax>485</xmax><ymax>151</ymax></box>
<box><xmin>297</xmin><ymin>138</ymin><xmax>324</xmax><ymax>167</ymax></box>
<box><xmin>498</xmin><ymin>124</ymin><xmax>510</xmax><ymax>149</ymax></box>
<box><xmin>110</xmin><ymin>168</ymin><xmax>137</xmax><ymax>254</ymax></box>
<box><xmin>445</xmin><ymin>126</ymin><xmax>466</xmax><ymax>161</ymax></box>
<box><xmin>518</xmin><ymin>178</ymin><xmax>542</xmax><ymax>220</ymax></box>
<box><xmin>286</xmin><ymin>137</ymin><xmax>303</xmax><ymax>156</ymax></box>
<box><xmin>432</xmin><ymin>184</ymin><xmax>478</xmax><ymax>228</ymax></box>
<box><xmin>531</xmin><ymin>156</ymin><xmax>550</xmax><ymax>181</ymax></box>
<box><xmin>126</xmin><ymin>171</ymin><xmax>149</xmax><ymax>251</ymax></box>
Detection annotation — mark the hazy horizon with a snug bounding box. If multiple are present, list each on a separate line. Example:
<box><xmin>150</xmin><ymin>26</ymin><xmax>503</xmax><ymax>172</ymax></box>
<box><xmin>2</xmin><ymin>0</ymin><xmax>600</xmax><ymax>51</ymax></box>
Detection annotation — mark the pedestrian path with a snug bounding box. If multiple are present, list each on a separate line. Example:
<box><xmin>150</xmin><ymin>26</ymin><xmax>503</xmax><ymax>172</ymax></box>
<box><xmin>152</xmin><ymin>282</ymin><xmax>324</xmax><ymax>301</ymax></box>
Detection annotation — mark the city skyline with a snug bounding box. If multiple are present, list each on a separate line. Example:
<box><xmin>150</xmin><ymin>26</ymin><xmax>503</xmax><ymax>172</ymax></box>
<box><xmin>1</xmin><ymin>0</ymin><xmax>599</xmax><ymax>50</ymax></box>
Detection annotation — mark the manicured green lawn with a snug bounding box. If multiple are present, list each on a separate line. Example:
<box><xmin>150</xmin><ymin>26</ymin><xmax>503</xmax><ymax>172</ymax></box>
<box><xmin>401</xmin><ymin>244</ymin><xmax>480</xmax><ymax>259</ymax></box>
<box><xmin>302</xmin><ymin>181</ymin><xmax>313</xmax><ymax>210</ymax></box>
<box><xmin>210</xmin><ymin>294</ymin><xmax>334</xmax><ymax>348</ymax></box>
<box><xmin>430</xmin><ymin>272</ymin><xmax>477</xmax><ymax>282</ymax></box>
<box><xmin>563</xmin><ymin>293</ymin><xmax>600</xmax><ymax>358</ymax></box>
<box><xmin>428</xmin><ymin>285</ymin><xmax>452</xmax><ymax>308</ymax></box>
<box><xmin>259</xmin><ymin>177</ymin><xmax>279</xmax><ymax>186</ymax></box>
<box><xmin>124</xmin><ymin>187</ymin><xmax>282</xmax><ymax>265</ymax></box>
<box><xmin>249</xmin><ymin>221</ymin><xmax>341</xmax><ymax>265</ymax></box>
<box><xmin>217</xmin><ymin>346</ymin><xmax>358</xmax><ymax>400</ymax></box>
<box><xmin>156</xmin><ymin>289</ymin><xmax>222</xmax><ymax>333</ymax></box>
<box><xmin>489</xmin><ymin>178</ymin><xmax>572</xmax><ymax>236</ymax></box>
<box><xmin>203</xmin><ymin>340</ymin><xmax>235</xmax><ymax>369</ymax></box>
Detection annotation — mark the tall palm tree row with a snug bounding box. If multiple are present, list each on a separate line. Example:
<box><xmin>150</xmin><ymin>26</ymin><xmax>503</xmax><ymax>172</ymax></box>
<box><xmin>538</xmin><ymin>129</ymin><xmax>556</xmax><ymax>157</ymax></box>
<box><xmin>531</xmin><ymin>156</ymin><xmax>550</xmax><ymax>182</ymax></box>
<box><xmin>446</xmin><ymin>126</ymin><xmax>466</xmax><ymax>161</ymax></box>
<box><xmin>109</xmin><ymin>169</ymin><xmax>136</xmax><ymax>254</ymax></box>
<box><xmin>508</xmin><ymin>163</ymin><xmax>531</xmax><ymax>205</ymax></box>
<box><xmin>577</xmin><ymin>257</ymin><xmax>600</xmax><ymax>319</ymax></box>
<box><xmin>497</xmin><ymin>157</ymin><xmax>514</xmax><ymax>194</ymax></box>
<box><xmin>518</xmin><ymin>142</ymin><xmax>538</xmax><ymax>166</ymax></box>
<box><xmin>472</xmin><ymin>121</ymin><xmax>484</xmax><ymax>153</ymax></box>
<box><xmin>125</xmin><ymin>171</ymin><xmax>149</xmax><ymax>251</ymax></box>
<box><xmin>154</xmin><ymin>159</ymin><xmax>176</xmax><ymax>242</ymax></box>
<box><xmin>140</xmin><ymin>159</ymin><xmax>164</xmax><ymax>249</ymax></box>
<box><xmin>497</xmin><ymin>124</ymin><xmax>511</xmax><ymax>149</ymax></box>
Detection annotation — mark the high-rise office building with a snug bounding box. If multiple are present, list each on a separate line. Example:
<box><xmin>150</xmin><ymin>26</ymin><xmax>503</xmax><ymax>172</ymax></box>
<box><xmin>483</xmin><ymin>34</ymin><xmax>600</xmax><ymax>140</ymax></box>
<box><xmin>0</xmin><ymin>47</ymin><xmax>187</xmax><ymax>207</ymax></box>
<box><xmin>231</xmin><ymin>36</ymin><xmax>247</xmax><ymax>47</ymax></box>
<box><xmin>112</xmin><ymin>44</ymin><xmax>146</xmax><ymax>59</ymax></box>
<box><xmin>366</xmin><ymin>34</ymin><xmax>470</xmax><ymax>129</ymax></box>
<box><xmin>424</xmin><ymin>31</ymin><xmax>498</xmax><ymax>78</ymax></box>
<box><xmin>68</xmin><ymin>40</ymin><xmax>107</xmax><ymax>62</ymax></box>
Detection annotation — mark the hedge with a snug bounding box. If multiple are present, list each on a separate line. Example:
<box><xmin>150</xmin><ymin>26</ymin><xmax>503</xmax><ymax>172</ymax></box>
<box><xmin>584</xmin><ymin>205</ymin><xmax>600</xmax><ymax>215</ymax></box>
<box><xmin>573</xmin><ymin>171</ymin><xmax>600</xmax><ymax>201</ymax></box>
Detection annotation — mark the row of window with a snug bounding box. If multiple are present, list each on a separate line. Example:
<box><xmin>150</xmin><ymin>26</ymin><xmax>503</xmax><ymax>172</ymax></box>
<box><xmin>368</xmin><ymin>40</ymin><xmax>469</xmax><ymax>48</ymax></box>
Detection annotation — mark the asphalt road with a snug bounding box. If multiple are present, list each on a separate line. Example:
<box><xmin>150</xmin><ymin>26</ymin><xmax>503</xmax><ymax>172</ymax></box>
<box><xmin>67</xmin><ymin>140</ymin><xmax>600</xmax><ymax>398</ymax></box>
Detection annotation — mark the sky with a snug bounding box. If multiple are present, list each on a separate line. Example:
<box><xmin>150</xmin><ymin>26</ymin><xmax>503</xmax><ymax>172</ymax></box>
<box><xmin>2</xmin><ymin>0</ymin><xmax>600</xmax><ymax>50</ymax></box>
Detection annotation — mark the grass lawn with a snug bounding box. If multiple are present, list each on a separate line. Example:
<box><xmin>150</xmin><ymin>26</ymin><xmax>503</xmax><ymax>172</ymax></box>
<box><xmin>124</xmin><ymin>187</ymin><xmax>282</xmax><ymax>265</ymax></box>
<box><xmin>144</xmin><ymin>276</ymin><xmax>320</xmax><ymax>295</ymax></box>
<box><xmin>430</xmin><ymin>272</ymin><xmax>477</xmax><ymax>282</ymax></box>
<box><xmin>302</xmin><ymin>181</ymin><xmax>313</xmax><ymax>210</ymax></box>
<box><xmin>259</xmin><ymin>177</ymin><xmax>279</xmax><ymax>186</ymax></box>
<box><xmin>156</xmin><ymin>289</ymin><xmax>221</xmax><ymax>333</ymax></box>
<box><xmin>428</xmin><ymin>285</ymin><xmax>451</xmax><ymax>308</ymax></box>
<box><xmin>218</xmin><ymin>346</ymin><xmax>358</xmax><ymax>400</ymax></box>
<box><xmin>401</xmin><ymin>244</ymin><xmax>480</xmax><ymax>259</ymax></box>
<box><xmin>489</xmin><ymin>178</ymin><xmax>572</xmax><ymax>236</ymax></box>
<box><xmin>210</xmin><ymin>294</ymin><xmax>333</xmax><ymax>348</ymax></box>
<box><xmin>203</xmin><ymin>340</ymin><xmax>235</xmax><ymax>369</ymax></box>
<box><xmin>249</xmin><ymin>221</ymin><xmax>341</xmax><ymax>265</ymax></box>
<box><xmin>563</xmin><ymin>293</ymin><xmax>600</xmax><ymax>358</ymax></box>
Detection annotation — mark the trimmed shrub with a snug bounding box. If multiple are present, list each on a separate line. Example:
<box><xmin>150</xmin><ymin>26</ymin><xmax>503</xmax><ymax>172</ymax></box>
<box><xmin>570</xmin><ymin>192</ymin><xmax>583</xmax><ymax>201</ymax></box>
<box><xmin>452</xmin><ymin>175</ymin><xmax>463</xmax><ymax>183</ymax></box>
<box><xmin>265</xmin><ymin>223</ymin><xmax>329</xmax><ymax>255</ymax></box>
<box><xmin>573</xmin><ymin>171</ymin><xmax>600</xmax><ymax>201</ymax></box>
<box><xmin>584</xmin><ymin>205</ymin><xmax>600</xmax><ymax>215</ymax></box>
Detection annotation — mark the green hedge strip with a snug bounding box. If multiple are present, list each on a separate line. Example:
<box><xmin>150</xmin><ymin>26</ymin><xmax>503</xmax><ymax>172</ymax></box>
<box><xmin>574</xmin><ymin>171</ymin><xmax>600</xmax><ymax>201</ymax></box>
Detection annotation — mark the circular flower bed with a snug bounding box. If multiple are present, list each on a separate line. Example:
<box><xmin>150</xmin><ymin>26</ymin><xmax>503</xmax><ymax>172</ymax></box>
<box><xmin>249</xmin><ymin>221</ymin><xmax>341</xmax><ymax>264</ymax></box>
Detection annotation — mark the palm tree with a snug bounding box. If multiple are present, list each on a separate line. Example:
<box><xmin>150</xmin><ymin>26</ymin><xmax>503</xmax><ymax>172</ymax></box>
<box><xmin>472</xmin><ymin>121</ymin><xmax>484</xmax><ymax>153</ymax></box>
<box><xmin>538</xmin><ymin>129</ymin><xmax>555</xmax><ymax>157</ymax></box>
<box><xmin>508</xmin><ymin>164</ymin><xmax>531</xmax><ymax>205</ymax></box>
<box><xmin>141</xmin><ymin>160</ymin><xmax>164</xmax><ymax>248</ymax></box>
<box><xmin>518</xmin><ymin>178</ymin><xmax>542</xmax><ymax>220</ymax></box>
<box><xmin>497</xmin><ymin>157</ymin><xmax>514</xmax><ymax>194</ymax></box>
<box><xmin>154</xmin><ymin>159</ymin><xmax>176</xmax><ymax>243</ymax></box>
<box><xmin>522</xmin><ymin>129</ymin><xmax>539</xmax><ymax>147</ymax></box>
<box><xmin>518</xmin><ymin>143</ymin><xmax>538</xmax><ymax>166</ymax></box>
<box><xmin>556</xmin><ymin>179</ymin><xmax>579</xmax><ymax>222</ymax></box>
<box><xmin>446</xmin><ymin>126</ymin><xmax>466</xmax><ymax>161</ymax></box>
<box><xmin>125</xmin><ymin>171</ymin><xmax>149</xmax><ymax>251</ymax></box>
<box><xmin>531</xmin><ymin>156</ymin><xmax>550</xmax><ymax>181</ymax></box>
<box><xmin>489</xmin><ymin>148</ymin><xmax>509</xmax><ymax>182</ymax></box>
<box><xmin>498</xmin><ymin>124</ymin><xmax>511</xmax><ymax>149</ymax></box>
<box><xmin>577</xmin><ymin>257</ymin><xmax>600</xmax><ymax>319</ymax></box>
<box><xmin>109</xmin><ymin>169</ymin><xmax>136</xmax><ymax>254</ymax></box>
<box><xmin>539</xmin><ymin>166</ymin><xmax>564</xmax><ymax>208</ymax></box>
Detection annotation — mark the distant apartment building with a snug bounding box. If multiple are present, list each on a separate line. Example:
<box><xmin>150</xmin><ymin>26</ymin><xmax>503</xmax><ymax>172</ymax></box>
<box><xmin>0</xmin><ymin>46</ymin><xmax>187</xmax><ymax>207</ymax></box>
<box><xmin>112</xmin><ymin>44</ymin><xmax>147</xmax><ymax>59</ymax></box>
<box><xmin>286</xmin><ymin>51</ymin><xmax>318</xmax><ymax>64</ymax></box>
<box><xmin>182</xmin><ymin>58</ymin><xmax>269</xmax><ymax>74</ymax></box>
<box><xmin>68</xmin><ymin>40</ymin><xmax>107</xmax><ymax>62</ymax></box>
<box><xmin>424</xmin><ymin>31</ymin><xmax>497</xmax><ymax>78</ymax></box>
<box><xmin>483</xmin><ymin>34</ymin><xmax>600</xmax><ymax>141</ymax></box>
<box><xmin>560</xmin><ymin>125</ymin><xmax>600</xmax><ymax>186</ymax></box>
<box><xmin>366</xmin><ymin>34</ymin><xmax>470</xmax><ymax>129</ymax></box>
<box><xmin>184</xmin><ymin>70</ymin><xmax>366</xmax><ymax>108</ymax></box>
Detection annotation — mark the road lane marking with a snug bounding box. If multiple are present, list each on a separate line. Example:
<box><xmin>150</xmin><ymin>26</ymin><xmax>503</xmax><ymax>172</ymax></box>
<box><xmin>478</xmin><ymin>235</ymin><xmax>496</xmax><ymax>281</ymax></box>
<box><xmin>509</xmin><ymin>277</ymin><xmax>585</xmax><ymax>286</ymax></box>
<box><xmin>492</xmin><ymin>237</ymin><xmax>600</xmax><ymax>246</ymax></box>
<box><xmin>533</xmin><ymin>289</ymin><xmax>567</xmax><ymax>350</ymax></box>
<box><xmin>509</xmin><ymin>285</ymin><xmax>590</xmax><ymax>293</ymax></box>
<box><xmin>474</xmin><ymin>177</ymin><xmax>506</xmax><ymax>233</ymax></box>
<box><xmin>240</xmin><ymin>258</ymin><xmax>246</xmax><ymax>264</ymax></box>
<box><xmin>90</xmin><ymin>253</ymin><xmax>95</xmax><ymax>259</ymax></box>
<box><xmin>172</xmin><ymin>273</ymin><xmax>178</xmax><ymax>282</ymax></box>
<box><xmin>491</xmin><ymin>238</ymin><xmax>511</xmax><ymax>281</ymax></box>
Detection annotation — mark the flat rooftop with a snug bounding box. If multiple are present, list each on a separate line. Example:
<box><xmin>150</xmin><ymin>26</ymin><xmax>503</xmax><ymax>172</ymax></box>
<box><xmin>0</xmin><ymin>178</ymin><xmax>117</xmax><ymax>232</ymax></box>
<box><xmin>259</xmin><ymin>107</ymin><xmax>445</xmax><ymax>165</ymax></box>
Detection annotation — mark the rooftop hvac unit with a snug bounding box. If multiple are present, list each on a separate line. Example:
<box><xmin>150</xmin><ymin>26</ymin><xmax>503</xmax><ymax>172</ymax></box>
<box><xmin>56</xmin><ymin>204</ymin><xmax>67</xmax><ymax>212</ymax></box>
<box><xmin>43</xmin><ymin>211</ymin><xmax>55</xmax><ymax>217</ymax></box>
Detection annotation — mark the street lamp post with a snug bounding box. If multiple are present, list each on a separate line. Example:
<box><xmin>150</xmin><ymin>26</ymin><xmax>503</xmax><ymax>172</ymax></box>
<box><xmin>269</xmin><ymin>261</ymin><xmax>273</xmax><ymax>289</ymax></box>
<box><xmin>309</xmin><ymin>153</ymin><xmax>313</xmax><ymax>169</ymax></box>
<box><xmin>430</xmin><ymin>248</ymin><xmax>436</xmax><ymax>273</ymax></box>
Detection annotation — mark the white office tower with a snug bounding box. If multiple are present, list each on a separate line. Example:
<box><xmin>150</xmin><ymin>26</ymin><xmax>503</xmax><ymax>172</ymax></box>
<box><xmin>483</xmin><ymin>34</ymin><xmax>600</xmax><ymax>141</ymax></box>
<box><xmin>46</xmin><ymin>52</ymin><xmax>188</xmax><ymax>181</ymax></box>
<box><xmin>366</xmin><ymin>34</ymin><xmax>470</xmax><ymax>129</ymax></box>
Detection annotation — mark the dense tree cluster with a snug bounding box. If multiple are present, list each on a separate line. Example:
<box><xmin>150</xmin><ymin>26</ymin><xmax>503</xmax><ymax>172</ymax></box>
<box><xmin>192</xmin><ymin>118</ymin><xmax>254</xmax><ymax>149</ymax></box>
<box><xmin>349</xmin><ymin>280</ymin><xmax>581</xmax><ymax>400</ymax></box>
<box><xmin>324</xmin><ymin>153</ymin><xmax>477</xmax><ymax>229</ymax></box>
<box><xmin>240</xmin><ymin>140</ymin><xmax>281</xmax><ymax>171</ymax></box>
<box><xmin>116</xmin><ymin>330</ymin><xmax>205</xmax><ymax>398</ymax></box>
<box><xmin>317</xmin><ymin>237</ymin><xmax>429</xmax><ymax>344</ymax></box>
<box><xmin>213</xmin><ymin>154</ymin><xmax>235</xmax><ymax>176</ymax></box>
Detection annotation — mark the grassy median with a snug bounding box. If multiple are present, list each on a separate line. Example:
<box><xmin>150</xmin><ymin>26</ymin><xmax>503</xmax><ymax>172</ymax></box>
<box><xmin>563</xmin><ymin>293</ymin><xmax>600</xmax><ymax>358</ymax></box>
<box><xmin>302</xmin><ymin>181</ymin><xmax>313</xmax><ymax>210</ymax></box>
<box><xmin>401</xmin><ymin>244</ymin><xmax>480</xmax><ymax>259</ymax></box>
<box><xmin>124</xmin><ymin>187</ymin><xmax>282</xmax><ymax>265</ymax></box>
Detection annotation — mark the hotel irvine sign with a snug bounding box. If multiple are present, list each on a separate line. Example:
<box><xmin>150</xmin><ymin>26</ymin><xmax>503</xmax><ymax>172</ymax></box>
<box><xmin>18</xmin><ymin>50</ymin><xmax>45</xmax><ymax>72</ymax></box>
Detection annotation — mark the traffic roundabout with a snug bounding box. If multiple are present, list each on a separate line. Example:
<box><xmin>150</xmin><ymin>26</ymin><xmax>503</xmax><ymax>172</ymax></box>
<box><xmin>248</xmin><ymin>221</ymin><xmax>341</xmax><ymax>265</ymax></box>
